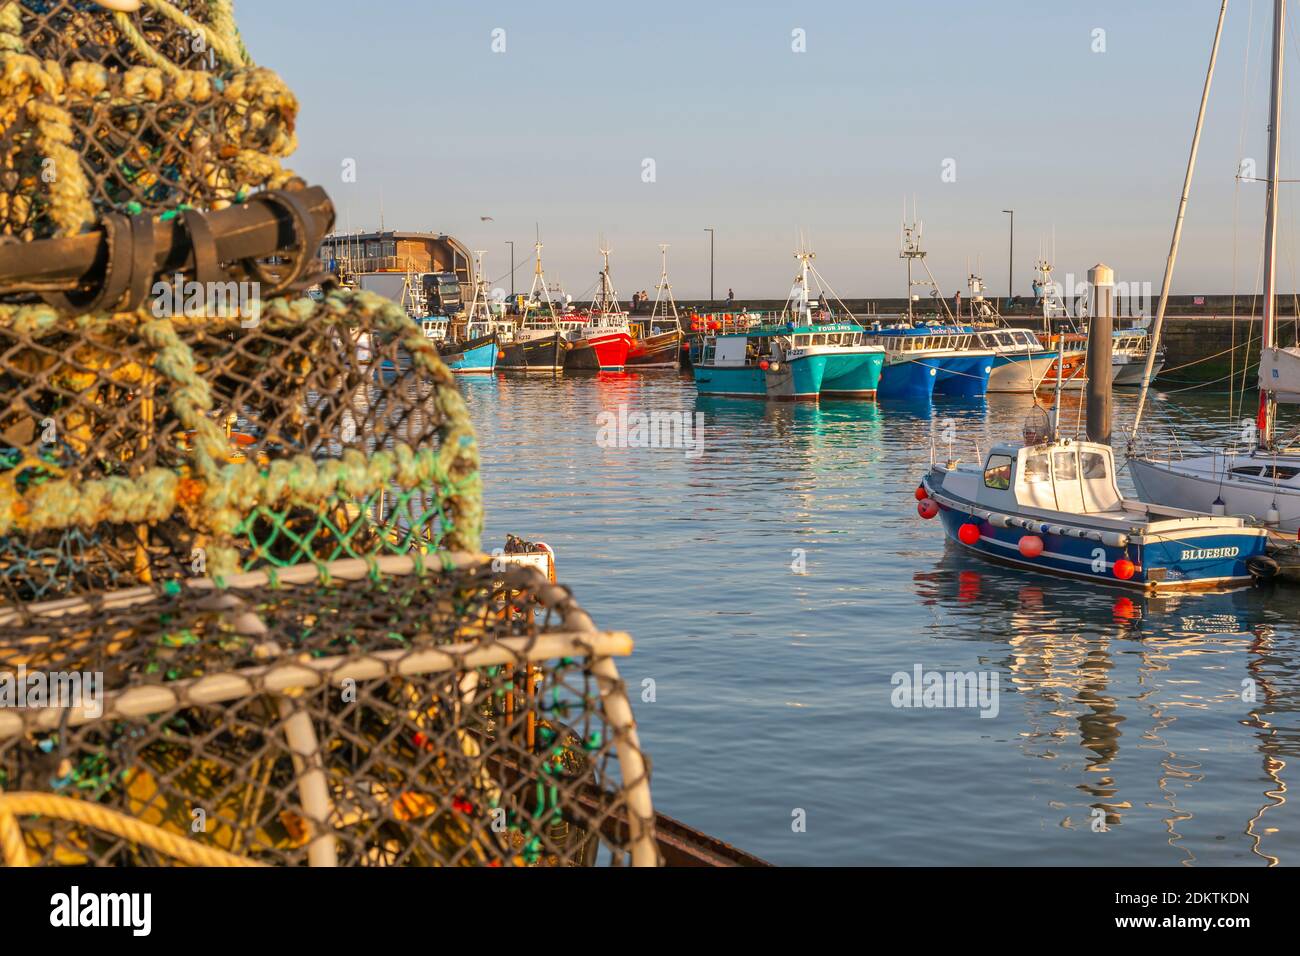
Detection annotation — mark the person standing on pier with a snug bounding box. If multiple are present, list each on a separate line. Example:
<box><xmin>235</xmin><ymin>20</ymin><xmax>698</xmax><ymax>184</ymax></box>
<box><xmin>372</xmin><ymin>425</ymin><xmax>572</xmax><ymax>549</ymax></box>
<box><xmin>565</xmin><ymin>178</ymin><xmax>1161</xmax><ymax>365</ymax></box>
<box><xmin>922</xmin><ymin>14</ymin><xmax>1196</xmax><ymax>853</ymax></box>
<box><xmin>726</xmin><ymin>288</ymin><xmax>735</xmax><ymax>307</ymax></box>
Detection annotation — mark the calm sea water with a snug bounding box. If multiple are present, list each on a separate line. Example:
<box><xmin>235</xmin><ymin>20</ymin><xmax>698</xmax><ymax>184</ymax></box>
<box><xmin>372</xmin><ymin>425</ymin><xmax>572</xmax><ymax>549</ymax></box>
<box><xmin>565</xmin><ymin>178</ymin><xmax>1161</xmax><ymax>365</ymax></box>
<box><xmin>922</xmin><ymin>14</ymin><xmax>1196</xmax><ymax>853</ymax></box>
<box><xmin>460</xmin><ymin>372</ymin><xmax>1300</xmax><ymax>866</ymax></box>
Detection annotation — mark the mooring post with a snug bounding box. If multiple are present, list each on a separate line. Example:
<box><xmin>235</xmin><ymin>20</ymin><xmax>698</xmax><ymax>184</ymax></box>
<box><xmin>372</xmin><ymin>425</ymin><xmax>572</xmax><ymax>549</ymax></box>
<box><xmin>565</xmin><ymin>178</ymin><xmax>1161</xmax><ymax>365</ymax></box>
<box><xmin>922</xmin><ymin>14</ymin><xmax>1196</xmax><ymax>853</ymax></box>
<box><xmin>1086</xmin><ymin>263</ymin><xmax>1114</xmax><ymax>444</ymax></box>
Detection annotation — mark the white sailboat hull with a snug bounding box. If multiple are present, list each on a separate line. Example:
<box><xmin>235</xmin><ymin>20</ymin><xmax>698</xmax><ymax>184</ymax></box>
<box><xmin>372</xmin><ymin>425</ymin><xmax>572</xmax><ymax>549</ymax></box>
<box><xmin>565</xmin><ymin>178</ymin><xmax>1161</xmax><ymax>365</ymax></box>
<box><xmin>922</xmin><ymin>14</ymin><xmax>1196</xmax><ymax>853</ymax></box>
<box><xmin>1260</xmin><ymin>346</ymin><xmax>1300</xmax><ymax>402</ymax></box>
<box><xmin>1129</xmin><ymin>453</ymin><xmax>1300</xmax><ymax>534</ymax></box>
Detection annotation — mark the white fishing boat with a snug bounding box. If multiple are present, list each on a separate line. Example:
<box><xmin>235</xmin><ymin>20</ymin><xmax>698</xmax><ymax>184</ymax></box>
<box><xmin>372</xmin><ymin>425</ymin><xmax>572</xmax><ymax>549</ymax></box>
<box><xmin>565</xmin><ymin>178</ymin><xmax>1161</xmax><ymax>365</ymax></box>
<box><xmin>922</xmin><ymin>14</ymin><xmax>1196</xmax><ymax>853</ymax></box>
<box><xmin>970</xmin><ymin>324</ymin><xmax>1058</xmax><ymax>394</ymax></box>
<box><xmin>1128</xmin><ymin>0</ymin><xmax>1300</xmax><ymax>534</ymax></box>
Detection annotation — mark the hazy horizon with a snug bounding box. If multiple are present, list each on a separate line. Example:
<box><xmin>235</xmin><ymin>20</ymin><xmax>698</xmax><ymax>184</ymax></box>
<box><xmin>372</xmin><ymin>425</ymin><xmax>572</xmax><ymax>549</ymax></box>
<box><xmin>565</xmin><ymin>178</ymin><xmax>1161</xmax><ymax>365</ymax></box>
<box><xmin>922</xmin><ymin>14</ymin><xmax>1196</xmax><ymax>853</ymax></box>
<box><xmin>240</xmin><ymin>1</ymin><xmax>1296</xmax><ymax>300</ymax></box>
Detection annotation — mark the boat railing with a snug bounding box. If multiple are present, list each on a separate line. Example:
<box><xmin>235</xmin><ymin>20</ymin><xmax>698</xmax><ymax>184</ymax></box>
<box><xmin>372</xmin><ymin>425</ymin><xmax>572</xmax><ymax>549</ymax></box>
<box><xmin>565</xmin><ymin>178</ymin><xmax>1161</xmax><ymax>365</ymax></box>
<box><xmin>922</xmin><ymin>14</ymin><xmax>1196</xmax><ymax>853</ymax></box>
<box><xmin>687</xmin><ymin>311</ymin><xmax>781</xmax><ymax>334</ymax></box>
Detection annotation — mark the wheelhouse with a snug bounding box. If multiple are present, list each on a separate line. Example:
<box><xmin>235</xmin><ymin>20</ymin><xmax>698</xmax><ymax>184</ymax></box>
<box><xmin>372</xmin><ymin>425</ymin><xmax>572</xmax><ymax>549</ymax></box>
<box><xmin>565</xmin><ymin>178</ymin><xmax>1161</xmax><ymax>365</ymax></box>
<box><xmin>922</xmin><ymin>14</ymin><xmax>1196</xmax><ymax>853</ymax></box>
<box><xmin>976</xmin><ymin>440</ymin><xmax>1122</xmax><ymax>515</ymax></box>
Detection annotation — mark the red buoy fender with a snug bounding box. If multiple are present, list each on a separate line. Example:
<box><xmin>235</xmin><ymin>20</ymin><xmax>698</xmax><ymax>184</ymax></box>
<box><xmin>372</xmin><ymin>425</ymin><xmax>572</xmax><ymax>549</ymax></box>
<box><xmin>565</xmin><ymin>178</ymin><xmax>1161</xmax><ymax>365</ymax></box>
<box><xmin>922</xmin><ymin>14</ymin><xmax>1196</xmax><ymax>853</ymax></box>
<box><xmin>917</xmin><ymin>498</ymin><xmax>939</xmax><ymax>519</ymax></box>
<box><xmin>1018</xmin><ymin>535</ymin><xmax>1044</xmax><ymax>558</ymax></box>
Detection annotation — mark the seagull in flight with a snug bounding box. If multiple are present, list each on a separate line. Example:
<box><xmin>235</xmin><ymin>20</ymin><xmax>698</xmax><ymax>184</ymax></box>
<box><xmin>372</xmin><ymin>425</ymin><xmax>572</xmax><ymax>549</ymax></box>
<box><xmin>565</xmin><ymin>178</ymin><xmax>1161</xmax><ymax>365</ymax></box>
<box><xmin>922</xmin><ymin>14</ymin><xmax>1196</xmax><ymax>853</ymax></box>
<box><xmin>480</xmin><ymin>216</ymin><xmax>495</xmax><ymax>222</ymax></box>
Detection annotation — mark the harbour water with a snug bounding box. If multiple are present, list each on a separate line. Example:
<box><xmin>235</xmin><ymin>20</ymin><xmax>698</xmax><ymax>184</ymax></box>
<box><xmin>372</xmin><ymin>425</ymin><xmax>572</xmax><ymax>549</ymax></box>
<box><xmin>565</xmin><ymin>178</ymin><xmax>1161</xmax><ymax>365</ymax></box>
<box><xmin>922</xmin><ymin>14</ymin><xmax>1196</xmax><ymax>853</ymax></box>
<box><xmin>464</xmin><ymin>373</ymin><xmax>1300</xmax><ymax>866</ymax></box>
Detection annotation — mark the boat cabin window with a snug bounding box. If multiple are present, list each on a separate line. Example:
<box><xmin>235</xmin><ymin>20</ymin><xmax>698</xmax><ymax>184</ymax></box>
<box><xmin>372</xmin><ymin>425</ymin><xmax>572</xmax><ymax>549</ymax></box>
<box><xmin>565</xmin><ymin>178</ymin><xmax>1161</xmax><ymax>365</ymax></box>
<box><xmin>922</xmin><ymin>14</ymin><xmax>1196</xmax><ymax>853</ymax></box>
<box><xmin>795</xmin><ymin>335</ymin><xmax>810</xmax><ymax>347</ymax></box>
<box><xmin>1024</xmin><ymin>453</ymin><xmax>1051</xmax><ymax>483</ymax></box>
<box><xmin>1079</xmin><ymin>452</ymin><xmax>1107</xmax><ymax>479</ymax></box>
<box><xmin>1270</xmin><ymin>466</ymin><xmax>1300</xmax><ymax>481</ymax></box>
<box><xmin>1230</xmin><ymin>466</ymin><xmax>1263</xmax><ymax>478</ymax></box>
<box><xmin>1052</xmin><ymin>452</ymin><xmax>1078</xmax><ymax>480</ymax></box>
<box><xmin>984</xmin><ymin>455</ymin><xmax>1013</xmax><ymax>490</ymax></box>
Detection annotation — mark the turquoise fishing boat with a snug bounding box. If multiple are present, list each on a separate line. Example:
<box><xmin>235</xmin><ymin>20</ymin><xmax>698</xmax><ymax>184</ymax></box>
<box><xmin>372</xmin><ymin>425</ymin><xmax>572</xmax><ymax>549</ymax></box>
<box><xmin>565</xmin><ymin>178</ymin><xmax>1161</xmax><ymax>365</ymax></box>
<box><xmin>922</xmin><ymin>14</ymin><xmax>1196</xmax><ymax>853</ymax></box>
<box><xmin>421</xmin><ymin>317</ymin><xmax>499</xmax><ymax>373</ymax></box>
<box><xmin>693</xmin><ymin>322</ymin><xmax>883</xmax><ymax>400</ymax></box>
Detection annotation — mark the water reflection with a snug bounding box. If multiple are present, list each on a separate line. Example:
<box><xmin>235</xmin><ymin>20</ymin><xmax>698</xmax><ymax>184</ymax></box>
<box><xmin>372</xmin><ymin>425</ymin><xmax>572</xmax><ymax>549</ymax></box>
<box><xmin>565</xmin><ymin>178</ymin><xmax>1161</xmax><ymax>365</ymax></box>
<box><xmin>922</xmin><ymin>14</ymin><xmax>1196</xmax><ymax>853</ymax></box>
<box><xmin>918</xmin><ymin>552</ymin><xmax>1299</xmax><ymax>864</ymax></box>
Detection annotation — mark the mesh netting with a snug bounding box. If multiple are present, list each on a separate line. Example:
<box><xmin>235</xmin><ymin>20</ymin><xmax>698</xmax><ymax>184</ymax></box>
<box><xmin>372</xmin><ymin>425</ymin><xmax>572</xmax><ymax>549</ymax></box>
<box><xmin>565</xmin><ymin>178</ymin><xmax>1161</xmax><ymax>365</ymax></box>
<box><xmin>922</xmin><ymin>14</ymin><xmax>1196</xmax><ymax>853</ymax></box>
<box><xmin>0</xmin><ymin>557</ymin><xmax>656</xmax><ymax>866</ymax></box>
<box><xmin>0</xmin><ymin>290</ymin><xmax>482</xmax><ymax>603</ymax></box>
<box><xmin>1</xmin><ymin>0</ymin><xmax>291</xmax><ymax>240</ymax></box>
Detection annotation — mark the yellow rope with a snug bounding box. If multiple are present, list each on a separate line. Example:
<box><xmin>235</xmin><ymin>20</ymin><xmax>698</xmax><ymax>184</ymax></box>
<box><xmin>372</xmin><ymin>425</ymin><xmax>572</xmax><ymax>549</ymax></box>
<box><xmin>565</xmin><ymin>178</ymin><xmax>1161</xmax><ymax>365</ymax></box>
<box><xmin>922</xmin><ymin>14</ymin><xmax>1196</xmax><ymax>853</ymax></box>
<box><xmin>112</xmin><ymin>1</ymin><xmax>247</xmax><ymax>77</ymax></box>
<box><xmin>0</xmin><ymin>792</ymin><xmax>267</xmax><ymax>867</ymax></box>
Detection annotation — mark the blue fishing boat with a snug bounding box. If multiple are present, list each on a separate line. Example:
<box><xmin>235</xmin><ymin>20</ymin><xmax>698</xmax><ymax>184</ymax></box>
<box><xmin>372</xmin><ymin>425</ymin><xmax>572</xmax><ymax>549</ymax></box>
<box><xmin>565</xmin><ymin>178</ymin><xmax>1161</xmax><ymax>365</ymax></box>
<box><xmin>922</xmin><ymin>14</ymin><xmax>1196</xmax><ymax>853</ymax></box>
<box><xmin>861</xmin><ymin>324</ymin><xmax>995</xmax><ymax>400</ymax></box>
<box><xmin>919</xmin><ymin>434</ymin><xmax>1269</xmax><ymax>591</ymax></box>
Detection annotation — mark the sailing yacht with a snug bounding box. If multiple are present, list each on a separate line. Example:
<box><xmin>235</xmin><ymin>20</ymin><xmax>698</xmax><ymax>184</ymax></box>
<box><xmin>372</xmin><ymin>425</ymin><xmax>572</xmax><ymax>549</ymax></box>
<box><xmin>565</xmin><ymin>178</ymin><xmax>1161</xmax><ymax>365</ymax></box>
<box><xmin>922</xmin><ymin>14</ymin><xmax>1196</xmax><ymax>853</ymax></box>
<box><xmin>1128</xmin><ymin>0</ymin><xmax>1300</xmax><ymax>534</ymax></box>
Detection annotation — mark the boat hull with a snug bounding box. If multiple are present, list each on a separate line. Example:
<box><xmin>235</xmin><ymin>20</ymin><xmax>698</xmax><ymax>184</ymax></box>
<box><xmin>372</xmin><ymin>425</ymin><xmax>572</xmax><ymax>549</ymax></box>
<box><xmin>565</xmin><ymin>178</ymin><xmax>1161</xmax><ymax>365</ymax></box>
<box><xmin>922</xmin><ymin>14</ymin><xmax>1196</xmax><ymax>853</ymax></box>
<box><xmin>440</xmin><ymin>334</ymin><xmax>498</xmax><ymax>373</ymax></box>
<box><xmin>627</xmin><ymin>329</ymin><xmax>683</xmax><ymax>368</ymax></box>
<box><xmin>878</xmin><ymin>358</ymin><xmax>938</xmax><ymax>400</ymax></box>
<box><xmin>820</xmin><ymin>350</ymin><xmax>885</xmax><ymax>397</ymax></box>
<box><xmin>986</xmin><ymin>350</ymin><xmax>1057</xmax><ymax>393</ymax></box>
<box><xmin>500</xmin><ymin>332</ymin><xmax>565</xmax><ymax>371</ymax></box>
<box><xmin>925</xmin><ymin>476</ymin><xmax>1268</xmax><ymax>591</ymax></box>
<box><xmin>566</xmin><ymin>331</ymin><xmax>632</xmax><ymax>370</ymax></box>
<box><xmin>692</xmin><ymin>364</ymin><xmax>767</xmax><ymax>397</ymax></box>
<box><xmin>933</xmin><ymin>353</ymin><xmax>994</xmax><ymax>397</ymax></box>
<box><xmin>693</xmin><ymin>354</ymin><xmax>827</xmax><ymax>400</ymax></box>
<box><xmin>1112</xmin><ymin>355</ymin><xmax>1165</xmax><ymax>387</ymax></box>
<box><xmin>1130</xmin><ymin>455</ymin><xmax>1300</xmax><ymax>535</ymax></box>
<box><xmin>763</xmin><ymin>354</ymin><xmax>826</xmax><ymax>400</ymax></box>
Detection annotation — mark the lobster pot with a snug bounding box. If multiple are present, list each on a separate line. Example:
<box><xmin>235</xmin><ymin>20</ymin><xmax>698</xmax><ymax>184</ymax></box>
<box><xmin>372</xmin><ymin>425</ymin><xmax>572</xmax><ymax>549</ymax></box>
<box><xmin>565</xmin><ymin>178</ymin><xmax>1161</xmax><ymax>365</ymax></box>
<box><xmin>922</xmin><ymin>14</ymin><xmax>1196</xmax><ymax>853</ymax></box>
<box><xmin>0</xmin><ymin>557</ymin><xmax>657</xmax><ymax>867</ymax></box>
<box><xmin>0</xmin><ymin>289</ymin><xmax>481</xmax><ymax>604</ymax></box>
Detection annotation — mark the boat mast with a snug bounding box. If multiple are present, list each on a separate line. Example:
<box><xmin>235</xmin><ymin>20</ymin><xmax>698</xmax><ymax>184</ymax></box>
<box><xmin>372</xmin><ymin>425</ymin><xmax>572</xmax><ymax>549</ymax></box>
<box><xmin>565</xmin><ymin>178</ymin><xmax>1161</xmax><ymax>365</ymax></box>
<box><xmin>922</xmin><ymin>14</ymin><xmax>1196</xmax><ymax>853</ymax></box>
<box><xmin>791</xmin><ymin>246</ymin><xmax>815</xmax><ymax>323</ymax></box>
<box><xmin>1130</xmin><ymin>0</ymin><xmax>1228</xmax><ymax>442</ymax></box>
<box><xmin>593</xmin><ymin>238</ymin><xmax>619</xmax><ymax>314</ymax></box>
<box><xmin>1259</xmin><ymin>0</ymin><xmax>1286</xmax><ymax>450</ymax></box>
<box><xmin>649</xmin><ymin>243</ymin><xmax>680</xmax><ymax>329</ymax></box>
<box><xmin>900</xmin><ymin>203</ymin><xmax>923</xmax><ymax>322</ymax></box>
<box><xmin>527</xmin><ymin>232</ymin><xmax>558</xmax><ymax>330</ymax></box>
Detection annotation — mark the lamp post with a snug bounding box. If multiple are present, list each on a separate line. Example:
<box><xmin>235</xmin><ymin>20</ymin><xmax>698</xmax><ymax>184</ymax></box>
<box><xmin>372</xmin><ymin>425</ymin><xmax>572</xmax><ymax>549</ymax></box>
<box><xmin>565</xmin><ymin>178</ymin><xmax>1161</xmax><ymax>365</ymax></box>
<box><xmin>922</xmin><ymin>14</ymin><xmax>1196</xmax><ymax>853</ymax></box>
<box><xmin>1002</xmin><ymin>209</ymin><xmax>1014</xmax><ymax>305</ymax></box>
<box><xmin>506</xmin><ymin>240</ymin><xmax>514</xmax><ymax>299</ymax></box>
<box><xmin>704</xmin><ymin>227</ymin><xmax>715</xmax><ymax>303</ymax></box>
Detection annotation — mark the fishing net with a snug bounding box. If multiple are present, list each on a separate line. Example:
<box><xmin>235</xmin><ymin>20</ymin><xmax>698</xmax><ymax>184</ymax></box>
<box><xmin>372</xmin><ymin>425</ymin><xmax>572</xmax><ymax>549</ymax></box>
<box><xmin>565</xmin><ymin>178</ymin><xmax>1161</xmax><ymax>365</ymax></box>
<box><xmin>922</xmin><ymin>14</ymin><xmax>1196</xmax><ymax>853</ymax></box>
<box><xmin>0</xmin><ymin>1</ymin><xmax>659</xmax><ymax>866</ymax></box>
<box><xmin>0</xmin><ymin>557</ymin><xmax>656</xmax><ymax>866</ymax></box>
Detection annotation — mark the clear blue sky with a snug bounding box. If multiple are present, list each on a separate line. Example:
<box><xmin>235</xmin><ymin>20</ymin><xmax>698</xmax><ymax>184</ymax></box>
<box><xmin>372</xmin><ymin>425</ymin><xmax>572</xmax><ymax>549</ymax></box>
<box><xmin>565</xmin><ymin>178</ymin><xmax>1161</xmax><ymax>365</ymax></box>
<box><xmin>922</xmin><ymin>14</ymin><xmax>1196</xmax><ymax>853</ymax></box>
<box><xmin>238</xmin><ymin>1</ymin><xmax>1293</xmax><ymax>300</ymax></box>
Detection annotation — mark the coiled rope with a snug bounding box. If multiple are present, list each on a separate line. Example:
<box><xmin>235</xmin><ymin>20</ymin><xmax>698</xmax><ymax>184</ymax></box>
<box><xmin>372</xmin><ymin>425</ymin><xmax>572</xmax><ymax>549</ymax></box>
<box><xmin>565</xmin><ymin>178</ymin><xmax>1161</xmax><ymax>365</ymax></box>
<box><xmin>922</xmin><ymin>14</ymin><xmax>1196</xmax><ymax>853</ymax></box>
<box><xmin>0</xmin><ymin>791</ymin><xmax>265</xmax><ymax>867</ymax></box>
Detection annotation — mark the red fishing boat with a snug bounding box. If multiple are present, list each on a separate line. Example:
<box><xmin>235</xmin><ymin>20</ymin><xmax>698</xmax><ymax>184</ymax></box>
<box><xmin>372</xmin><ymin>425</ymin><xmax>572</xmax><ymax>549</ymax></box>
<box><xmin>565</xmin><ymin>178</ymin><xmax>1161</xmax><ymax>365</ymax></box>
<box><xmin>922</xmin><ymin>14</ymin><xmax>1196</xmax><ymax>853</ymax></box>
<box><xmin>565</xmin><ymin>317</ymin><xmax>633</xmax><ymax>370</ymax></box>
<box><xmin>565</xmin><ymin>242</ymin><xmax>632</xmax><ymax>370</ymax></box>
